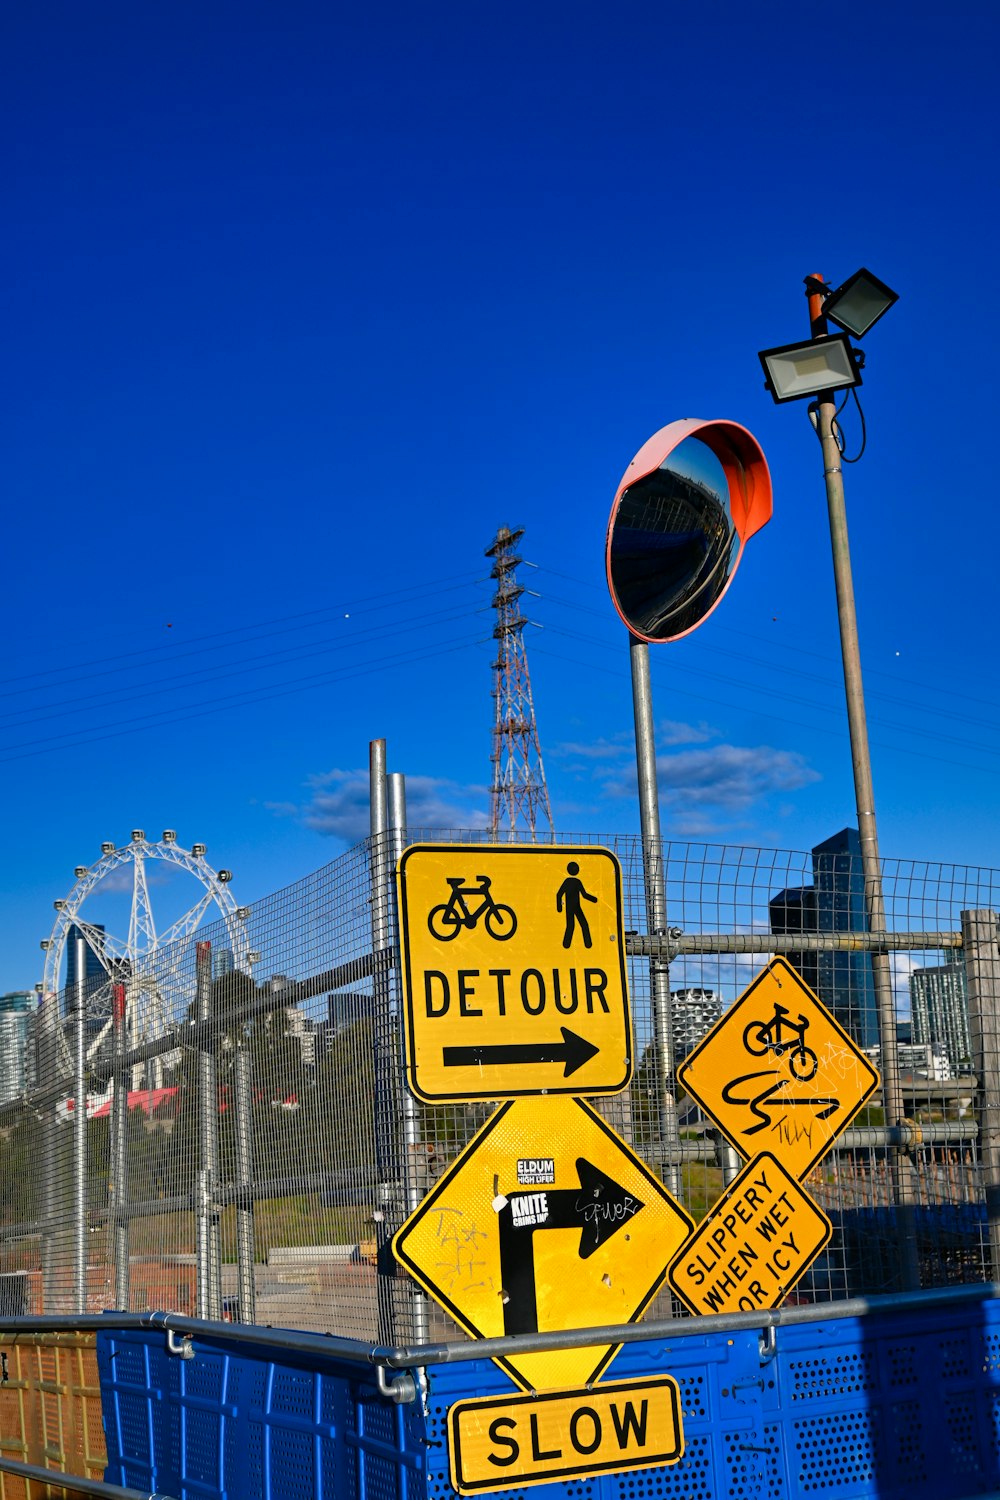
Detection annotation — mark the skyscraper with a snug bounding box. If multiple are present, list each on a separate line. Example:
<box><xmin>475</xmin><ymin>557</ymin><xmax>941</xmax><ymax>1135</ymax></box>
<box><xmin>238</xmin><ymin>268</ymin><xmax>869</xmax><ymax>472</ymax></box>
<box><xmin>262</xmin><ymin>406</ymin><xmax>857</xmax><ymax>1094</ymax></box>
<box><xmin>64</xmin><ymin>923</ymin><xmax>106</xmax><ymax>1004</ymax></box>
<box><xmin>909</xmin><ymin>958</ymin><xmax>971</xmax><ymax>1075</ymax></box>
<box><xmin>767</xmin><ymin>829</ymin><xmax>878</xmax><ymax>1050</ymax></box>
<box><xmin>768</xmin><ymin>885</ymin><xmax>819</xmax><ymax>994</ymax></box>
<box><xmin>0</xmin><ymin>992</ymin><xmax>34</xmax><ymax>1105</ymax></box>
<box><xmin>813</xmin><ymin>829</ymin><xmax>879</xmax><ymax>1050</ymax></box>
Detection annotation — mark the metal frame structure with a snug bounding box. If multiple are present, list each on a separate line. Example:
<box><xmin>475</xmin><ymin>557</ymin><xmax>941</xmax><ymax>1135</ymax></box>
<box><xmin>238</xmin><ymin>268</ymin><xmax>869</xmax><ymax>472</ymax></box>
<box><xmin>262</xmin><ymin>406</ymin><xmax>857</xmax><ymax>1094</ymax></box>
<box><xmin>40</xmin><ymin>832</ymin><xmax>250</xmax><ymax>1075</ymax></box>
<box><xmin>486</xmin><ymin>526</ymin><xmax>554</xmax><ymax>839</ymax></box>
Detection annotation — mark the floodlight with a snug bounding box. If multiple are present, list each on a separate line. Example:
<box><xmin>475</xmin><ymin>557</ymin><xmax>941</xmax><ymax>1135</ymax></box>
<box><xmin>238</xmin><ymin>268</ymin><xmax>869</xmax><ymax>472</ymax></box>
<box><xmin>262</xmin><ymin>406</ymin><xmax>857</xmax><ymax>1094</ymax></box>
<box><xmin>758</xmin><ymin>333</ymin><xmax>862</xmax><ymax>404</ymax></box>
<box><xmin>821</xmin><ymin>267</ymin><xmax>898</xmax><ymax>339</ymax></box>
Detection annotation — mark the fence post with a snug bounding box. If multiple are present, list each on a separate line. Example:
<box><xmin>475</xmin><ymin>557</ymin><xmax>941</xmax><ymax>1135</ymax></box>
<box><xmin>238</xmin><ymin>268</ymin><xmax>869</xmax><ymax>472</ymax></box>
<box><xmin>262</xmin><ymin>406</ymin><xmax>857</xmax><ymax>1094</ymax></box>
<box><xmin>962</xmin><ymin>909</ymin><xmax>1000</xmax><ymax>1275</ymax></box>
<box><xmin>233</xmin><ymin>1040</ymin><xmax>257</xmax><ymax>1323</ymax></box>
<box><xmin>370</xmin><ymin>739</ymin><xmax>401</xmax><ymax>1343</ymax></box>
<box><xmin>389</xmin><ymin>770</ymin><xmax>430</xmax><ymax>1347</ymax></box>
<box><xmin>111</xmin><ymin>980</ymin><xmax>130</xmax><ymax>1309</ymax></box>
<box><xmin>38</xmin><ymin>989</ymin><xmax>59</xmax><ymax>1312</ymax></box>
<box><xmin>72</xmin><ymin>934</ymin><xmax>88</xmax><ymax>1314</ymax></box>
<box><xmin>195</xmin><ymin>940</ymin><xmax>221</xmax><ymax>1320</ymax></box>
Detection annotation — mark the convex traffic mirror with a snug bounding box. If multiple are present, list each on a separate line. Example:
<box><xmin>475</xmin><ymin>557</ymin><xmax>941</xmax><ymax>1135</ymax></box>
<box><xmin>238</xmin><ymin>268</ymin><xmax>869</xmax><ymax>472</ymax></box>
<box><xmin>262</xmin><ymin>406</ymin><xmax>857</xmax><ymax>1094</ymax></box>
<box><xmin>605</xmin><ymin>418</ymin><xmax>772</xmax><ymax>643</ymax></box>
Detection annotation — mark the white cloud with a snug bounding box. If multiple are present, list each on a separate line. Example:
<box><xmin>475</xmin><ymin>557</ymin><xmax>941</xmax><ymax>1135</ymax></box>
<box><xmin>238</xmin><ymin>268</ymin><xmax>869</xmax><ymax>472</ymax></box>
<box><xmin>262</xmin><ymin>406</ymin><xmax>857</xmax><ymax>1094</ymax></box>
<box><xmin>889</xmin><ymin>951</ymin><xmax>921</xmax><ymax>1021</ymax></box>
<box><xmin>271</xmin><ymin>768</ymin><xmax>490</xmax><ymax>842</ymax></box>
<box><xmin>599</xmin><ymin>741</ymin><xmax>819</xmax><ymax>830</ymax></box>
<box><xmin>552</xmin><ymin>735</ymin><xmax>632</xmax><ymax>761</ymax></box>
<box><xmin>656</xmin><ymin>719</ymin><xmax>715</xmax><ymax>747</ymax></box>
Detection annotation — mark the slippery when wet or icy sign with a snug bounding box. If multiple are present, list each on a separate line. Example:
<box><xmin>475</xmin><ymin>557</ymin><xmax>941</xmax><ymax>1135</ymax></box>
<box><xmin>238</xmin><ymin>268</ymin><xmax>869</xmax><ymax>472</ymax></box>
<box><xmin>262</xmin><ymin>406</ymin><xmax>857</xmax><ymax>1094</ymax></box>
<box><xmin>667</xmin><ymin>1151</ymin><xmax>832</xmax><ymax>1317</ymax></box>
<box><xmin>396</xmin><ymin>844</ymin><xmax>632</xmax><ymax>1102</ymax></box>
<box><xmin>391</xmin><ymin>1094</ymin><xmax>693</xmax><ymax>1393</ymax></box>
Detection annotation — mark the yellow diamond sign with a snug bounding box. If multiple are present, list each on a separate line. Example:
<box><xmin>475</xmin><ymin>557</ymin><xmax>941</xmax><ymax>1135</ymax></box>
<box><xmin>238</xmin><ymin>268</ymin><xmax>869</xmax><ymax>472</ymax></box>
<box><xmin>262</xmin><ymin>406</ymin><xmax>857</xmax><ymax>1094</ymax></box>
<box><xmin>397</xmin><ymin>844</ymin><xmax>631</xmax><ymax>1102</ymax></box>
<box><xmin>667</xmin><ymin>1151</ymin><xmax>832</xmax><ymax>1316</ymax></box>
<box><xmin>392</xmin><ymin>1095</ymin><xmax>693</xmax><ymax>1392</ymax></box>
<box><xmin>677</xmin><ymin>957</ymin><xmax>880</xmax><ymax>1180</ymax></box>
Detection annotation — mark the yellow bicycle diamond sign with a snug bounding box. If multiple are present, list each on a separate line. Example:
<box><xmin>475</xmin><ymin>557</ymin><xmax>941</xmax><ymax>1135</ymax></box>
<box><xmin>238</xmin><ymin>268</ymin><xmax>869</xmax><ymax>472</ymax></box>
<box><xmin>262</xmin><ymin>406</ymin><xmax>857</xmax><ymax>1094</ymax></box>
<box><xmin>678</xmin><ymin>958</ymin><xmax>880</xmax><ymax>1180</ymax></box>
<box><xmin>397</xmin><ymin>844</ymin><xmax>631</xmax><ymax>1102</ymax></box>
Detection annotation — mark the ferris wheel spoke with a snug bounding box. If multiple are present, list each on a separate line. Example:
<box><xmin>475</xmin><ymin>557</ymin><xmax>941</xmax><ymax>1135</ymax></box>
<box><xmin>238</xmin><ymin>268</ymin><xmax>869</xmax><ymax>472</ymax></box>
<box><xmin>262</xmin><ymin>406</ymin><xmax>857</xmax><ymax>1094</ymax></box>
<box><xmin>156</xmin><ymin>890</ymin><xmax>216</xmax><ymax>950</ymax></box>
<box><xmin>69</xmin><ymin>919</ymin><xmax>129</xmax><ymax>975</ymax></box>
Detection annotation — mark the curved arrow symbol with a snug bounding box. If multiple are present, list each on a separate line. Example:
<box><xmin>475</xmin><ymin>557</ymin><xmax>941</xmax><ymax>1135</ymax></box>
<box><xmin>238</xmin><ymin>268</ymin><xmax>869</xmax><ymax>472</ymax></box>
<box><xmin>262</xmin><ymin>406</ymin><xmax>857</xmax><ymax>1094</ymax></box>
<box><xmin>443</xmin><ymin>1026</ymin><xmax>599</xmax><ymax>1078</ymax></box>
<box><xmin>499</xmin><ymin>1157</ymin><xmax>644</xmax><ymax>1335</ymax></box>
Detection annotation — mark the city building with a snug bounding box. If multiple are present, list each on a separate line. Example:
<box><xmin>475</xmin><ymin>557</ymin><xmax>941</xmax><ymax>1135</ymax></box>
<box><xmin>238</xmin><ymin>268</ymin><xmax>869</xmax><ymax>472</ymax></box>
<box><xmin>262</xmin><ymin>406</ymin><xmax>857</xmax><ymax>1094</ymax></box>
<box><xmin>670</xmin><ymin>988</ymin><xmax>723</xmax><ymax>1061</ymax></box>
<box><xmin>0</xmin><ymin>991</ymin><xmax>35</xmax><ymax>1105</ymax></box>
<box><xmin>909</xmin><ymin>958</ymin><xmax>971</xmax><ymax>1075</ymax></box>
<box><xmin>65</xmin><ymin>923</ymin><xmax>106</xmax><ymax>1005</ymax></box>
<box><xmin>768</xmin><ymin>885</ymin><xmax>819</xmax><ymax>994</ymax></box>
<box><xmin>213</xmin><ymin>948</ymin><xmax>235</xmax><ymax>980</ymax></box>
<box><xmin>767</xmin><ymin>829</ymin><xmax>878</xmax><ymax>1050</ymax></box>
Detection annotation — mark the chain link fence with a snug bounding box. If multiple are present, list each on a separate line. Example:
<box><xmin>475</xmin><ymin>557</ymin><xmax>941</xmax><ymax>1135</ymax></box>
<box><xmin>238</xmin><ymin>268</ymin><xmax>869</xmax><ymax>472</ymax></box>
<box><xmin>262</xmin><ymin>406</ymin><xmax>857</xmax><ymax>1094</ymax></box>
<box><xmin>2</xmin><ymin>832</ymin><xmax>999</xmax><ymax>1345</ymax></box>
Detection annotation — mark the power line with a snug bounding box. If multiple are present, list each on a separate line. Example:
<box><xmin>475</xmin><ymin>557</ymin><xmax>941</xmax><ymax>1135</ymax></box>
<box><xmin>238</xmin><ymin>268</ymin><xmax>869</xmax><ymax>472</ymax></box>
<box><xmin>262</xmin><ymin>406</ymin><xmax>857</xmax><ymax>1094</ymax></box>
<box><xmin>0</xmin><ymin>634</ymin><xmax>486</xmax><ymax>765</ymax></box>
<box><xmin>0</xmin><ymin>569</ymin><xmax>486</xmax><ymax>696</ymax></box>
<box><xmin>0</xmin><ymin>599</ymin><xmax>489</xmax><ymax>730</ymax></box>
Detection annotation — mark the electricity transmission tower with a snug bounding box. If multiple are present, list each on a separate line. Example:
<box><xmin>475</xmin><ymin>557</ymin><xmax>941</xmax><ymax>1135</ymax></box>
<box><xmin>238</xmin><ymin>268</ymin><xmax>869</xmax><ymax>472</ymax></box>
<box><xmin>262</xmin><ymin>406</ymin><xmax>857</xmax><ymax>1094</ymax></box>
<box><xmin>486</xmin><ymin>526</ymin><xmax>554</xmax><ymax>839</ymax></box>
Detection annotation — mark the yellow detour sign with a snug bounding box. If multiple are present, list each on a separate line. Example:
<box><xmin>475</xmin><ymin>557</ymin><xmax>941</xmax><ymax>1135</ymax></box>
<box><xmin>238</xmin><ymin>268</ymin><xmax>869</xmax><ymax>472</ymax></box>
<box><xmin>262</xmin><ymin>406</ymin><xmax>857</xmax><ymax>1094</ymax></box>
<box><xmin>448</xmin><ymin>1376</ymin><xmax>684</xmax><ymax>1493</ymax></box>
<box><xmin>667</xmin><ymin>1152</ymin><xmax>832</xmax><ymax>1317</ymax></box>
<box><xmin>396</xmin><ymin>844</ymin><xmax>631</xmax><ymax>1102</ymax></box>
<box><xmin>392</xmin><ymin>1094</ymin><xmax>693</xmax><ymax>1392</ymax></box>
<box><xmin>677</xmin><ymin>958</ymin><xmax>880</xmax><ymax>1179</ymax></box>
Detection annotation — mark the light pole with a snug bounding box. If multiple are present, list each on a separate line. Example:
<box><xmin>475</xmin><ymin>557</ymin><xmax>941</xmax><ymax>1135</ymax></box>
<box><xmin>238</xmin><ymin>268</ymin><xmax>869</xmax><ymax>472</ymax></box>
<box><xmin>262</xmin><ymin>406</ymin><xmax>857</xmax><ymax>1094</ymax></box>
<box><xmin>759</xmin><ymin>269</ymin><xmax>919</xmax><ymax>1288</ymax></box>
<box><xmin>606</xmin><ymin>419</ymin><xmax>772</xmax><ymax>1197</ymax></box>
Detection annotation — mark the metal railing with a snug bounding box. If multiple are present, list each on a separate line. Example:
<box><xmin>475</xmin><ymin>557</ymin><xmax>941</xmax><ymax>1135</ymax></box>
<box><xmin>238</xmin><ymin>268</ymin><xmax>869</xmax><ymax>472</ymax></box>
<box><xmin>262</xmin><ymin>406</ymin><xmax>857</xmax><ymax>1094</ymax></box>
<box><xmin>1</xmin><ymin>832</ymin><xmax>998</xmax><ymax>1346</ymax></box>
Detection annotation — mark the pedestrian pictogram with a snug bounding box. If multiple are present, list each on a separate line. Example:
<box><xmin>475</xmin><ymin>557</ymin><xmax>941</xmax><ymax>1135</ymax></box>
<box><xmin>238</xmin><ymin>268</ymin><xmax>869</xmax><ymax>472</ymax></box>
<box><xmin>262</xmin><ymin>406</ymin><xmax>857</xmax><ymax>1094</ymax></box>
<box><xmin>397</xmin><ymin>845</ymin><xmax>632</xmax><ymax>1102</ymax></box>
<box><xmin>392</xmin><ymin>1094</ymin><xmax>693</xmax><ymax>1392</ymax></box>
<box><xmin>678</xmin><ymin>957</ymin><xmax>880</xmax><ymax>1180</ymax></box>
<box><xmin>555</xmin><ymin>862</ymin><xmax>598</xmax><ymax>948</ymax></box>
<box><xmin>667</xmin><ymin>1152</ymin><xmax>832</xmax><ymax>1317</ymax></box>
<box><xmin>448</xmin><ymin>1376</ymin><xmax>684</xmax><ymax>1493</ymax></box>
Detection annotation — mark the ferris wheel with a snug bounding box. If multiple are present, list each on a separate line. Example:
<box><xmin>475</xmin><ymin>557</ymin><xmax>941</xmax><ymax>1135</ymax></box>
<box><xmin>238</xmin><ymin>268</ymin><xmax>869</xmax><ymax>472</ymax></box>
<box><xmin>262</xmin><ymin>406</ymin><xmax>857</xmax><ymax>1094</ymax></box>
<box><xmin>41</xmin><ymin>830</ymin><xmax>251</xmax><ymax>1080</ymax></box>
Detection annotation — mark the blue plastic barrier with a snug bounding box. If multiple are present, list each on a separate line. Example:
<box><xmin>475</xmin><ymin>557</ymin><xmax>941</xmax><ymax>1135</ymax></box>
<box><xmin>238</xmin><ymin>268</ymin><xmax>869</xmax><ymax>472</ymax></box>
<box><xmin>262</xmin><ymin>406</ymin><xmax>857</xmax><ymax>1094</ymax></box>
<box><xmin>97</xmin><ymin>1328</ymin><xmax>427</xmax><ymax>1500</ymax></box>
<box><xmin>97</xmin><ymin>1290</ymin><xmax>1000</xmax><ymax>1499</ymax></box>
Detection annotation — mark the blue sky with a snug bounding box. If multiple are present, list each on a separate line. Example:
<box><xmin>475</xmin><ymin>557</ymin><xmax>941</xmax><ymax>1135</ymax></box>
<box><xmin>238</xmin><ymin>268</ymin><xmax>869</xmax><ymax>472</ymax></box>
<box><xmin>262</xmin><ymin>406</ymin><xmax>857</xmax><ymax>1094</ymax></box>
<box><xmin>3</xmin><ymin>1</ymin><xmax>998</xmax><ymax>992</ymax></box>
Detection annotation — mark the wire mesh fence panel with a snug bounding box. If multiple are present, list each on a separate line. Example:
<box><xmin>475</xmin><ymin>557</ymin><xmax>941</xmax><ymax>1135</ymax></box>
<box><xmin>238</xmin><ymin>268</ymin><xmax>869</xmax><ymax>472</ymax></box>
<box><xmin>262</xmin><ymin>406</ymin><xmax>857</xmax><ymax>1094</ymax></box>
<box><xmin>1</xmin><ymin>831</ymin><xmax>998</xmax><ymax>1343</ymax></box>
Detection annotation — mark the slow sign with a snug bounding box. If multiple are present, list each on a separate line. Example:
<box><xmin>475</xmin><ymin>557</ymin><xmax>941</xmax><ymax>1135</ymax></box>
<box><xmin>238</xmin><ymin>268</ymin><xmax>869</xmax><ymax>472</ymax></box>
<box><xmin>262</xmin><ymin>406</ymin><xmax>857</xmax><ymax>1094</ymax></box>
<box><xmin>448</xmin><ymin>1377</ymin><xmax>684</xmax><ymax>1493</ymax></box>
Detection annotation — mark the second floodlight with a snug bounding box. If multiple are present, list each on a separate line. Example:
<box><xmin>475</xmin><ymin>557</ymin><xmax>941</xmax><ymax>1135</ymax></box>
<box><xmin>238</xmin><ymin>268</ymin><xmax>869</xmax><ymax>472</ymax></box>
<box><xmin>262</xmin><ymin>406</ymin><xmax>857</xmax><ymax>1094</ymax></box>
<box><xmin>758</xmin><ymin>333</ymin><xmax>863</xmax><ymax>404</ymax></box>
<box><xmin>822</xmin><ymin>268</ymin><xmax>898</xmax><ymax>339</ymax></box>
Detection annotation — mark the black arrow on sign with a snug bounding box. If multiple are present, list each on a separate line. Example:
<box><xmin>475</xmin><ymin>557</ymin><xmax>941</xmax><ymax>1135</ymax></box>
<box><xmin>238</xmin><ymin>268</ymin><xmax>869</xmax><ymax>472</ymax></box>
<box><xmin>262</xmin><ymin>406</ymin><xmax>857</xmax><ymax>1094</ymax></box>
<box><xmin>442</xmin><ymin>1026</ymin><xmax>599</xmax><ymax>1078</ymax></box>
<box><xmin>498</xmin><ymin>1158</ymin><xmax>644</xmax><ymax>1336</ymax></box>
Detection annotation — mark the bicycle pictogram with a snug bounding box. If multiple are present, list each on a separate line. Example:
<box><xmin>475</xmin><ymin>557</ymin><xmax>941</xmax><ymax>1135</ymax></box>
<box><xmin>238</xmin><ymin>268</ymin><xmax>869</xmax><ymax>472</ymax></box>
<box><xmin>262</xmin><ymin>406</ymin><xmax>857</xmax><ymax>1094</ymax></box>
<box><xmin>742</xmin><ymin>1002</ymin><xmax>818</xmax><ymax>1081</ymax></box>
<box><xmin>427</xmin><ymin>876</ymin><xmax>518</xmax><ymax>942</ymax></box>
